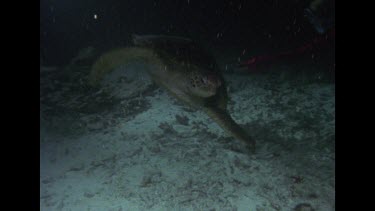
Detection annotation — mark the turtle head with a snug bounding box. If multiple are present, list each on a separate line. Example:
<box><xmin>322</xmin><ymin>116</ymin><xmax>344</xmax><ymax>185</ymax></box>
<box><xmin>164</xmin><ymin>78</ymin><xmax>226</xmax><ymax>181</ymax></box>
<box><xmin>188</xmin><ymin>70</ymin><xmax>223</xmax><ymax>98</ymax></box>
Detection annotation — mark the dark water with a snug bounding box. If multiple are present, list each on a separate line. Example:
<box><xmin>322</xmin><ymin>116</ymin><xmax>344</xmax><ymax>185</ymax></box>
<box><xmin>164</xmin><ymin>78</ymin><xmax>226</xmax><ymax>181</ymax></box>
<box><xmin>40</xmin><ymin>0</ymin><xmax>334</xmax><ymax>67</ymax></box>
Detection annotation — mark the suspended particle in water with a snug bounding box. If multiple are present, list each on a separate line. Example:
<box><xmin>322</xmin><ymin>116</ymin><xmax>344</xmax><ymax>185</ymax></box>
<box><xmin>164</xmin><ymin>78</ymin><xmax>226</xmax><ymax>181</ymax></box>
<box><xmin>242</xmin><ymin>49</ymin><xmax>246</xmax><ymax>55</ymax></box>
<box><xmin>93</xmin><ymin>14</ymin><xmax>98</xmax><ymax>19</ymax></box>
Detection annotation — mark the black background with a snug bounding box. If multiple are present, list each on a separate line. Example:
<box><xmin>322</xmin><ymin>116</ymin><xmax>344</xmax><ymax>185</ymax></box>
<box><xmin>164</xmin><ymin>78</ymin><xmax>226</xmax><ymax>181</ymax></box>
<box><xmin>40</xmin><ymin>0</ymin><xmax>334</xmax><ymax>65</ymax></box>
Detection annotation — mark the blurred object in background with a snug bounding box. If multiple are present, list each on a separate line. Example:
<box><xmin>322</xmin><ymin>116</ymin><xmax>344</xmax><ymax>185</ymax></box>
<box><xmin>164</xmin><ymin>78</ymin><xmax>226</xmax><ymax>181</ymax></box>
<box><xmin>304</xmin><ymin>0</ymin><xmax>335</xmax><ymax>34</ymax></box>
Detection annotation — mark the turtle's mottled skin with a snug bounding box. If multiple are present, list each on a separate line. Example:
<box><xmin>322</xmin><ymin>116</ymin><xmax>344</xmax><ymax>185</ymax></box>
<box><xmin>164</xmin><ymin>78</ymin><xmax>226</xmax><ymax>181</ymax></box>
<box><xmin>90</xmin><ymin>34</ymin><xmax>255</xmax><ymax>151</ymax></box>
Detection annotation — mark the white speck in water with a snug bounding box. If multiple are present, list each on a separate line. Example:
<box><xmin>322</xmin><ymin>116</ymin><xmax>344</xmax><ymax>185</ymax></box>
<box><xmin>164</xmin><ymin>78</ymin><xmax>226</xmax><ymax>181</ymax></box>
<box><xmin>94</xmin><ymin>14</ymin><xmax>98</xmax><ymax>19</ymax></box>
<box><xmin>225</xmin><ymin>65</ymin><xmax>228</xmax><ymax>70</ymax></box>
<box><xmin>187</xmin><ymin>0</ymin><xmax>190</xmax><ymax>4</ymax></box>
<box><xmin>242</xmin><ymin>49</ymin><xmax>246</xmax><ymax>55</ymax></box>
<box><xmin>238</xmin><ymin>4</ymin><xmax>242</xmax><ymax>10</ymax></box>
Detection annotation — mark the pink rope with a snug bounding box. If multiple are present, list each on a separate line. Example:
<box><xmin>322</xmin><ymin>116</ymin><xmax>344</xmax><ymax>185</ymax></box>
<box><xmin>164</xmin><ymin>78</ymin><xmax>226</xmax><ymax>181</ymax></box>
<box><xmin>240</xmin><ymin>28</ymin><xmax>335</xmax><ymax>69</ymax></box>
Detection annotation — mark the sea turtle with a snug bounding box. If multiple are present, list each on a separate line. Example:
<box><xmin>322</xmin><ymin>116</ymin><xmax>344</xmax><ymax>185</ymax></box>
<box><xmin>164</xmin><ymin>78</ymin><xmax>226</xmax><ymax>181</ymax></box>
<box><xmin>89</xmin><ymin>34</ymin><xmax>256</xmax><ymax>152</ymax></box>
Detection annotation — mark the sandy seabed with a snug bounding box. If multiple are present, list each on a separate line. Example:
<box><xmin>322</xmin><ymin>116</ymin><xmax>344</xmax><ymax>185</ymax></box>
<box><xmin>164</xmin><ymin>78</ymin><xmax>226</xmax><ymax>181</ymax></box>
<box><xmin>40</xmin><ymin>51</ymin><xmax>335</xmax><ymax>211</ymax></box>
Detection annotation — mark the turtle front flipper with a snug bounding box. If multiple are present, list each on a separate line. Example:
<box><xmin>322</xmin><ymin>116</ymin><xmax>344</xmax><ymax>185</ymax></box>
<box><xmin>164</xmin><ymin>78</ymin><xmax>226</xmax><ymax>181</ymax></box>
<box><xmin>203</xmin><ymin>106</ymin><xmax>256</xmax><ymax>152</ymax></box>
